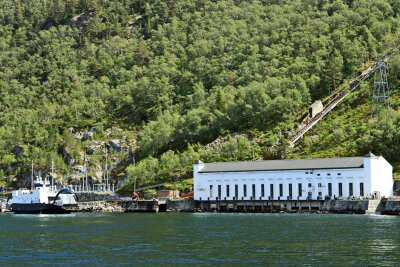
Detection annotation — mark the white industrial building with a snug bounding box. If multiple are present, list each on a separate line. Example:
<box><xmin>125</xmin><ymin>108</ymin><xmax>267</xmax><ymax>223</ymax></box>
<box><xmin>194</xmin><ymin>153</ymin><xmax>393</xmax><ymax>201</ymax></box>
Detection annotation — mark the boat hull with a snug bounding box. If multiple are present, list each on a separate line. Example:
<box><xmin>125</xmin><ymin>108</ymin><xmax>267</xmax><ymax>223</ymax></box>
<box><xmin>11</xmin><ymin>203</ymin><xmax>71</xmax><ymax>214</ymax></box>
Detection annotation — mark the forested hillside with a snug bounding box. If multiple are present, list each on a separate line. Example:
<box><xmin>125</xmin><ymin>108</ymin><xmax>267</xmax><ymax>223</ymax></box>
<box><xmin>1</xmin><ymin>0</ymin><xmax>400</xmax><ymax>190</ymax></box>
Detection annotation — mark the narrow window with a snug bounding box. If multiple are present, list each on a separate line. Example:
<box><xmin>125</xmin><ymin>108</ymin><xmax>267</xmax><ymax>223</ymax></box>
<box><xmin>210</xmin><ymin>185</ymin><xmax>213</xmax><ymax>198</ymax></box>
<box><xmin>288</xmin><ymin>184</ymin><xmax>292</xmax><ymax>198</ymax></box>
<box><xmin>338</xmin><ymin>183</ymin><xmax>342</xmax><ymax>197</ymax></box>
<box><xmin>270</xmin><ymin>184</ymin><xmax>274</xmax><ymax>198</ymax></box>
<box><xmin>360</xmin><ymin>183</ymin><xmax>364</xmax><ymax>197</ymax></box>
<box><xmin>298</xmin><ymin>183</ymin><xmax>302</xmax><ymax>197</ymax></box>
<box><xmin>235</xmin><ymin>184</ymin><xmax>238</xmax><ymax>198</ymax></box>
<box><xmin>243</xmin><ymin>184</ymin><xmax>247</xmax><ymax>197</ymax></box>
<box><xmin>349</xmin><ymin>183</ymin><xmax>353</xmax><ymax>196</ymax></box>
<box><xmin>279</xmin><ymin>184</ymin><xmax>283</xmax><ymax>197</ymax></box>
<box><xmin>318</xmin><ymin>183</ymin><xmax>322</xmax><ymax>188</ymax></box>
<box><xmin>226</xmin><ymin>185</ymin><xmax>230</xmax><ymax>198</ymax></box>
<box><xmin>328</xmin><ymin>183</ymin><xmax>332</xmax><ymax>197</ymax></box>
<box><xmin>261</xmin><ymin>184</ymin><xmax>265</xmax><ymax>197</ymax></box>
<box><xmin>218</xmin><ymin>185</ymin><xmax>221</xmax><ymax>198</ymax></box>
<box><xmin>252</xmin><ymin>184</ymin><xmax>256</xmax><ymax>199</ymax></box>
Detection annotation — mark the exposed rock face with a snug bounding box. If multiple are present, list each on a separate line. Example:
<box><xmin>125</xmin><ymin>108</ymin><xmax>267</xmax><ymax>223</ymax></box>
<box><xmin>82</xmin><ymin>131</ymin><xmax>94</xmax><ymax>141</ymax></box>
<box><xmin>69</xmin><ymin>12</ymin><xmax>95</xmax><ymax>29</ymax></box>
<box><xmin>87</xmin><ymin>145</ymin><xmax>102</xmax><ymax>155</ymax></box>
<box><xmin>204</xmin><ymin>133</ymin><xmax>252</xmax><ymax>151</ymax></box>
<box><xmin>74</xmin><ymin>131</ymin><xmax>85</xmax><ymax>140</ymax></box>
<box><xmin>109</xmin><ymin>139</ymin><xmax>129</xmax><ymax>152</ymax></box>
<box><xmin>62</xmin><ymin>146</ymin><xmax>76</xmax><ymax>165</ymax></box>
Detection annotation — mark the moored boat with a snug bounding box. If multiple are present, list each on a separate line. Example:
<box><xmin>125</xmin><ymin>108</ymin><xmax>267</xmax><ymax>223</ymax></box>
<box><xmin>9</xmin><ymin>165</ymin><xmax>78</xmax><ymax>214</ymax></box>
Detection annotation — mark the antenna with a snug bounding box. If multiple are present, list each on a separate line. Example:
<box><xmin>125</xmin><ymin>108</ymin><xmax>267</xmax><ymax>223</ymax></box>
<box><xmin>371</xmin><ymin>59</ymin><xmax>390</xmax><ymax>117</ymax></box>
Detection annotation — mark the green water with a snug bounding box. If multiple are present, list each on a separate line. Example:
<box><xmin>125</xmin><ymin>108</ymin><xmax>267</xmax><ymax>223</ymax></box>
<box><xmin>0</xmin><ymin>213</ymin><xmax>399</xmax><ymax>266</ymax></box>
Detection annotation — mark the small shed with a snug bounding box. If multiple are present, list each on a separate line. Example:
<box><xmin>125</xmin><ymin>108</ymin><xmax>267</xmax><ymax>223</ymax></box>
<box><xmin>309</xmin><ymin>100</ymin><xmax>323</xmax><ymax>118</ymax></box>
<box><xmin>157</xmin><ymin>190</ymin><xmax>180</xmax><ymax>200</ymax></box>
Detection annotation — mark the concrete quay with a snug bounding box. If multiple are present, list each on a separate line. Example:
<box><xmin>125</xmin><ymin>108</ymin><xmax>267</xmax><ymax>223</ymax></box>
<box><xmin>72</xmin><ymin>192</ymin><xmax>400</xmax><ymax>214</ymax></box>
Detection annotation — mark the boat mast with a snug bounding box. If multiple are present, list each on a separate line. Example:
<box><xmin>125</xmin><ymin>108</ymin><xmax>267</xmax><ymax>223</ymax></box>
<box><xmin>31</xmin><ymin>160</ymin><xmax>34</xmax><ymax>190</ymax></box>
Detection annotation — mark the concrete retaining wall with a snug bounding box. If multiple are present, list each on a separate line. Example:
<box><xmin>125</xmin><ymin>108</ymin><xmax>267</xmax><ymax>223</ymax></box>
<box><xmin>75</xmin><ymin>192</ymin><xmax>121</xmax><ymax>202</ymax></box>
<box><xmin>167</xmin><ymin>199</ymin><xmax>196</xmax><ymax>212</ymax></box>
<box><xmin>381</xmin><ymin>199</ymin><xmax>400</xmax><ymax>215</ymax></box>
<box><xmin>322</xmin><ymin>200</ymin><xmax>368</xmax><ymax>213</ymax></box>
<box><xmin>122</xmin><ymin>200</ymin><xmax>159</xmax><ymax>212</ymax></box>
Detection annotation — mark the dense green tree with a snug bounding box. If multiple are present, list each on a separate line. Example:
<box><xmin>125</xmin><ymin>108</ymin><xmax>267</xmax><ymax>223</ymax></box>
<box><xmin>0</xmin><ymin>0</ymin><xmax>399</xmax><ymax>186</ymax></box>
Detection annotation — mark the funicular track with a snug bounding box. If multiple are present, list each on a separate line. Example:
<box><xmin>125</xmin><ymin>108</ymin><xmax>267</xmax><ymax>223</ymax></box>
<box><xmin>289</xmin><ymin>56</ymin><xmax>389</xmax><ymax>147</ymax></box>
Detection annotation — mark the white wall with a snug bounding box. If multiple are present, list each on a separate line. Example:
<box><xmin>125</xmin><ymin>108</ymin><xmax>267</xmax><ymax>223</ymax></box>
<box><xmin>368</xmin><ymin>156</ymin><xmax>393</xmax><ymax>198</ymax></box>
<box><xmin>194</xmin><ymin>157</ymin><xmax>393</xmax><ymax>201</ymax></box>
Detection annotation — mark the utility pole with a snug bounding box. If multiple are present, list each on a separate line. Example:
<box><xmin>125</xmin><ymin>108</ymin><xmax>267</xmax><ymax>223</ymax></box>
<box><xmin>84</xmin><ymin>147</ymin><xmax>88</xmax><ymax>192</ymax></box>
<box><xmin>133</xmin><ymin>154</ymin><xmax>136</xmax><ymax>193</ymax></box>
<box><xmin>371</xmin><ymin>59</ymin><xmax>390</xmax><ymax>117</ymax></box>
<box><xmin>51</xmin><ymin>159</ymin><xmax>55</xmax><ymax>192</ymax></box>
<box><xmin>104</xmin><ymin>147</ymin><xmax>109</xmax><ymax>191</ymax></box>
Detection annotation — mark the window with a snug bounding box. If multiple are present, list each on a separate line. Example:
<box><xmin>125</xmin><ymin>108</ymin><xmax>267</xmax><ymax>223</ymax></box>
<box><xmin>308</xmin><ymin>183</ymin><xmax>312</xmax><ymax>188</ymax></box>
<box><xmin>218</xmin><ymin>185</ymin><xmax>221</xmax><ymax>198</ymax></box>
<box><xmin>298</xmin><ymin>183</ymin><xmax>302</xmax><ymax>197</ymax></box>
<box><xmin>235</xmin><ymin>184</ymin><xmax>238</xmax><ymax>198</ymax></box>
<box><xmin>318</xmin><ymin>183</ymin><xmax>322</xmax><ymax>188</ymax></box>
<box><xmin>226</xmin><ymin>185</ymin><xmax>230</xmax><ymax>198</ymax></box>
<box><xmin>288</xmin><ymin>184</ymin><xmax>292</xmax><ymax>198</ymax></box>
<box><xmin>338</xmin><ymin>173</ymin><xmax>341</xmax><ymax>176</ymax></box>
<box><xmin>252</xmin><ymin>184</ymin><xmax>256</xmax><ymax>199</ymax></box>
<box><xmin>360</xmin><ymin>183</ymin><xmax>364</xmax><ymax>197</ymax></box>
<box><xmin>317</xmin><ymin>174</ymin><xmax>321</xmax><ymax>176</ymax></box>
<box><xmin>210</xmin><ymin>185</ymin><xmax>213</xmax><ymax>198</ymax></box>
<box><xmin>243</xmin><ymin>184</ymin><xmax>247</xmax><ymax>197</ymax></box>
<box><xmin>305</xmin><ymin>172</ymin><xmax>309</xmax><ymax>174</ymax></box>
<box><xmin>310</xmin><ymin>172</ymin><xmax>313</xmax><ymax>174</ymax></box>
<box><xmin>261</xmin><ymin>184</ymin><xmax>265</xmax><ymax>197</ymax></box>
<box><xmin>327</xmin><ymin>173</ymin><xmax>331</xmax><ymax>176</ymax></box>
<box><xmin>279</xmin><ymin>184</ymin><xmax>283</xmax><ymax>197</ymax></box>
<box><xmin>349</xmin><ymin>183</ymin><xmax>353</xmax><ymax>196</ymax></box>
<box><xmin>328</xmin><ymin>183</ymin><xmax>332</xmax><ymax>197</ymax></box>
<box><xmin>270</xmin><ymin>184</ymin><xmax>274</xmax><ymax>198</ymax></box>
<box><xmin>338</xmin><ymin>183</ymin><xmax>342</xmax><ymax>197</ymax></box>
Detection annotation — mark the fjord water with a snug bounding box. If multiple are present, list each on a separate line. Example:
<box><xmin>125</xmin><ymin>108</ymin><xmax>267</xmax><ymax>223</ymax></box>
<box><xmin>0</xmin><ymin>213</ymin><xmax>399</xmax><ymax>266</ymax></box>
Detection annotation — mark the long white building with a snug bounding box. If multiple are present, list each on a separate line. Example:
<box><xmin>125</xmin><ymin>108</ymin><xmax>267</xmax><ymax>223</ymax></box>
<box><xmin>194</xmin><ymin>153</ymin><xmax>393</xmax><ymax>201</ymax></box>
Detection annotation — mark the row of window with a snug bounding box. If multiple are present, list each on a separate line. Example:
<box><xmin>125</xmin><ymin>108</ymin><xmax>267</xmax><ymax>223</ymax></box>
<box><xmin>209</xmin><ymin>182</ymin><xmax>364</xmax><ymax>199</ymax></box>
<box><xmin>305</xmin><ymin>172</ymin><xmax>341</xmax><ymax>176</ymax></box>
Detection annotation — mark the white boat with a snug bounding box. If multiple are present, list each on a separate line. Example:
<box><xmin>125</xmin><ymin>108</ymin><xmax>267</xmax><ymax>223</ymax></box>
<box><xmin>9</xmin><ymin>175</ymin><xmax>78</xmax><ymax>214</ymax></box>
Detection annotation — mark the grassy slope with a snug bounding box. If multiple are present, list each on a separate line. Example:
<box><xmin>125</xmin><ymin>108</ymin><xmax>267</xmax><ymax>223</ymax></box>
<box><xmin>288</xmin><ymin>79</ymin><xmax>400</xmax><ymax>179</ymax></box>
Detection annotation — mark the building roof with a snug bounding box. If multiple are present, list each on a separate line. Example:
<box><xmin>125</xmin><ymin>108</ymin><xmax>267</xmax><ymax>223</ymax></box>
<box><xmin>198</xmin><ymin>157</ymin><xmax>365</xmax><ymax>173</ymax></box>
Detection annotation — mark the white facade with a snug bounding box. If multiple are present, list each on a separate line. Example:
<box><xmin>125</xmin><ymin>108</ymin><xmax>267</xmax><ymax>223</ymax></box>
<box><xmin>194</xmin><ymin>155</ymin><xmax>393</xmax><ymax>201</ymax></box>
